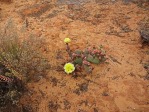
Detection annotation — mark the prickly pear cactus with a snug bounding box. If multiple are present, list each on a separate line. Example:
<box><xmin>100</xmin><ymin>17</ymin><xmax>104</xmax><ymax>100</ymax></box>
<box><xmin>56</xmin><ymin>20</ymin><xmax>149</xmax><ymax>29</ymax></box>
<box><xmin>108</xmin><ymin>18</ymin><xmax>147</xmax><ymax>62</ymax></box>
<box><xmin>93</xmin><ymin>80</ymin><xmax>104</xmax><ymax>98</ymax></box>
<box><xmin>86</xmin><ymin>54</ymin><xmax>100</xmax><ymax>64</ymax></box>
<box><xmin>72</xmin><ymin>46</ymin><xmax>106</xmax><ymax>73</ymax></box>
<box><xmin>74</xmin><ymin>58</ymin><xmax>83</xmax><ymax>65</ymax></box>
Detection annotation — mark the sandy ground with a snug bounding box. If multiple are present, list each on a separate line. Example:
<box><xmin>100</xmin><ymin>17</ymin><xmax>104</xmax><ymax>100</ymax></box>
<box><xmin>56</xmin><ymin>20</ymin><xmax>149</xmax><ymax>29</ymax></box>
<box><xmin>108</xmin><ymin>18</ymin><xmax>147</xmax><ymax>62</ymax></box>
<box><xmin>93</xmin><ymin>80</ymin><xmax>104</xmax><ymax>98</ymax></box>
<box><xmin>0</xmin><ymin>0</ymin><xmax>149</xmax><ymax>112</ymax></box>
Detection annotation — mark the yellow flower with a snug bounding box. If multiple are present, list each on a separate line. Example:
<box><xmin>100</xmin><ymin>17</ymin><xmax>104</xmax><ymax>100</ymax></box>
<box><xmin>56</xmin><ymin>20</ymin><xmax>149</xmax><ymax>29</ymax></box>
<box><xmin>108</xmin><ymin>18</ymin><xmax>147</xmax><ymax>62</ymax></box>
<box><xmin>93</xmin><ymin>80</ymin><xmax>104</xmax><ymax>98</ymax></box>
<box><xmin>64</xmin><ymin>63</ymin><xmax>75</xmax><ymax>74</ymax></box>
<box><xmin>64</xmin><ymin>38</ymin><xmax>71</xmax><ymax>43</ymax></box>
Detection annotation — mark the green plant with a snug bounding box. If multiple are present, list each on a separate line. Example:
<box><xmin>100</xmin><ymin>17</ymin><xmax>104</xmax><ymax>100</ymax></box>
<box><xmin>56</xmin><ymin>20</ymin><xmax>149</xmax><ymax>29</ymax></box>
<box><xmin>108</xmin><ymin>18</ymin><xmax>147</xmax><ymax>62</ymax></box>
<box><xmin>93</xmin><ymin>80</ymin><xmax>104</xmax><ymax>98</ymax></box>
<box><xmin>64</xmin><ymin>38</ymin><xmax>107</xmax><ymax>74</ymax></box>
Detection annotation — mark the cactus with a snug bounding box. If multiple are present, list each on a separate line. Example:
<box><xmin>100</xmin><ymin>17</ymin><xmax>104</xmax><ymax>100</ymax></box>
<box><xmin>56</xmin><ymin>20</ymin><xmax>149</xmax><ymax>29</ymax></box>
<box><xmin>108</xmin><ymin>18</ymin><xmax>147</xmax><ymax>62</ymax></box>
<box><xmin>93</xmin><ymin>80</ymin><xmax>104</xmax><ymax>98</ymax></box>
<box><xmin>65</xmin><ymin>42</ymin><xmax>106</xmax><ymax>74</ymax></box>
<box><xmin>86</xmin><ymin>55</ymin><xmax>100</xmax><ymax>64</ymax></box>
<box><xmin>83</xmin><ymin>49</ymin><xmax>89</xmax><ymax>57</ymax></box>
<box><xmin>73</xmin><ymin>57</ymin><xmax>83</xmax><ymax>65</ymax></box>
<box><xmin>75</xmin><ymin>50</ymin><xmax>82</xmax><ymax>55</ymax></box>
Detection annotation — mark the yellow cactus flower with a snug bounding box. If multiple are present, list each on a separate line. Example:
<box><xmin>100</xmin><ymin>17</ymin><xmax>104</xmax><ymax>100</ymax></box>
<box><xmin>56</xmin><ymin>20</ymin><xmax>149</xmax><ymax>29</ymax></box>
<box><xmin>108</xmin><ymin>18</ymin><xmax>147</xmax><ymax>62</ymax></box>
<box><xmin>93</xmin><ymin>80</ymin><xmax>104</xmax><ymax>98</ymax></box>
<box><xmin>64</xmin><ymin>63</ymin><xmax>75</xmax><ymax>74</ymax></box>
<box><xmin>64</xmin><ymin>38</ymin><xmax>71</xmax><ymax>43</ymax></box>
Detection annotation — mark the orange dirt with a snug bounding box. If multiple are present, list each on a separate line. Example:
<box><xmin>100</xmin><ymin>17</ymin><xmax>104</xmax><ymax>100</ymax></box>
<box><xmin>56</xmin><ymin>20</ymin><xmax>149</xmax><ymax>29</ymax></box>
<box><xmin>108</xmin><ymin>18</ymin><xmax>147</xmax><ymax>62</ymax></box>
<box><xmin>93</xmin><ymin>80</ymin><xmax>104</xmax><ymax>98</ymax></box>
<box><xmin>0</xmin><ymin>0</ymin><xmax>149</xmax><ymax>112</ymax></box>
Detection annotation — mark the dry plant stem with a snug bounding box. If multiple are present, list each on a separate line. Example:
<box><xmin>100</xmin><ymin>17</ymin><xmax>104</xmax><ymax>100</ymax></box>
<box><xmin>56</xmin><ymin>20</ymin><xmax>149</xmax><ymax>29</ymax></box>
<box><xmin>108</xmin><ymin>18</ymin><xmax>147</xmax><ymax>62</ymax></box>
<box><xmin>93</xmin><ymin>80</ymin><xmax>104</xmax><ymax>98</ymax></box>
<box><xmin>66</xmin><ymin>43</ymin><xmax>73</xmax><ymax>60</ymax></box>
<box><xmin>0</xmin><ymin>59</ymin><xmax>22</xmax><ymax>80</ymax></box>
<box><xmin>0</xmin><ymin>74</ymin><xmax>13</xmax><ymax>83</ymax></box>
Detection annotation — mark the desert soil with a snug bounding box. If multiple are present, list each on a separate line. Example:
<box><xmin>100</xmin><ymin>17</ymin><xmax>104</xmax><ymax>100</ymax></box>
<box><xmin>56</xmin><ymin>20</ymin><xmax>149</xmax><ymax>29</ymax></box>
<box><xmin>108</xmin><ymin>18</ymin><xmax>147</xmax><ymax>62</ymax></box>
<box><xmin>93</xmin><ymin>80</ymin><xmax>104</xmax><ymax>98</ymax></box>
<box><xmin>0</xmin><ymin>0</ymin><xmax>149</xmax><ymax>112</ymax></box>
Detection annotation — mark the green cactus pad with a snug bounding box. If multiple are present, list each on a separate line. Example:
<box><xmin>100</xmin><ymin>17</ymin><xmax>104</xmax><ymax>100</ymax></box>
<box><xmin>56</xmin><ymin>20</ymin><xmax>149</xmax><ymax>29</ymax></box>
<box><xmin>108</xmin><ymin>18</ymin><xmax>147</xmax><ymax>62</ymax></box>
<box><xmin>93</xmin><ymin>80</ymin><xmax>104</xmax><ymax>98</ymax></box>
<box><xmin>83</xmin><ymin>49</ymin><xmax>89</xmax><ymax>57</ymax></box>
<box><xmin>87</xmin><ymin>54</ymin><xmax>100</xmax><ymax>64</ymax></box>
<box><xmin>75</xmin><ymin>50</ymin><xmax>82</xmax><ymax>55</ymax></box>
<box><xmin>74</xmin><ymin>57</ymin><xmax>83</xmax><ymax>65</ymax></box>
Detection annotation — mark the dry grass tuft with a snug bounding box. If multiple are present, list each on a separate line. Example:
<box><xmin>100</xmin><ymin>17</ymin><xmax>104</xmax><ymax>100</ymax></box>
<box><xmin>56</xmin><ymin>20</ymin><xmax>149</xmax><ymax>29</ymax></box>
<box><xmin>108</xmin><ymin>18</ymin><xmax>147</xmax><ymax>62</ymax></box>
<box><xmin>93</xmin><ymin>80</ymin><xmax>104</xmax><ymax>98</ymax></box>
<box><xmin>0</xmin><ymin>19</ymin><xmax>50</xmax><ymax>82</ymax></box>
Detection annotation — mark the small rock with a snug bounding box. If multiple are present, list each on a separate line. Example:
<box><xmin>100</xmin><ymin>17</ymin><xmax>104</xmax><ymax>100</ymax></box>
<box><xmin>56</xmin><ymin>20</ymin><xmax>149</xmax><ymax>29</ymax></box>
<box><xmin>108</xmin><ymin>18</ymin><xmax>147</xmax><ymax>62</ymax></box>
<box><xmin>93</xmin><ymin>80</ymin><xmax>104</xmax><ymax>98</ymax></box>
<box><xmin>140</xmin><ymin>29</ymin><xmax>149</xmax><ymax>44</ymax></box>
